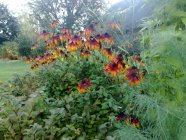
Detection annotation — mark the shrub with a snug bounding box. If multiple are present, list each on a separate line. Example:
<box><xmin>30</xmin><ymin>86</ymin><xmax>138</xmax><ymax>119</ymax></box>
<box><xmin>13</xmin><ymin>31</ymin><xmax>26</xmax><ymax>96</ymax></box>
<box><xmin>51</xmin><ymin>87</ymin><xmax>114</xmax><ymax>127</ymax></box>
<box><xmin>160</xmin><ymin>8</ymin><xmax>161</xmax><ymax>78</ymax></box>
<box><xmin>0</xmin><ymin>41</ymin><xmax>19</xmax><ymax>60</ymax></box>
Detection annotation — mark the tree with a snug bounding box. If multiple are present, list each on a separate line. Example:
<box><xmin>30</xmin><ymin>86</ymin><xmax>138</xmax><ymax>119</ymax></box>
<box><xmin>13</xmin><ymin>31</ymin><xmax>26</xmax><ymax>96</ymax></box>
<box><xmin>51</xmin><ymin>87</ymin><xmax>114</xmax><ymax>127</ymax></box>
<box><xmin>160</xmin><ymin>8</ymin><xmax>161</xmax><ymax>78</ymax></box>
<box><xmin>28</xmin><ymin>0</ymin><xmax>105</xmax><ymax>30</ymax></box>
<box><xmin>0</xmin><ymin>3</ymin><xmax>19</xmax><ymax>45</ymax></box>
<box><xmin>16</xmin><ymin>13</ymin><xmax>41</xmax><ymax>57</ymax></box>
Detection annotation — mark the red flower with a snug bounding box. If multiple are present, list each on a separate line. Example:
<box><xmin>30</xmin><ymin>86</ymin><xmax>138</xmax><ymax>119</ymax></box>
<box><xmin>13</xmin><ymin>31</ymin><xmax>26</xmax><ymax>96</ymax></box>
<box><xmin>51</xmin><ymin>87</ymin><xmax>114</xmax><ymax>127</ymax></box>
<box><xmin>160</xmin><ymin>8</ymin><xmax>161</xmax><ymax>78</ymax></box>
<box><xmin>112</xmin><ymin>54</ymin><xmax>126</xmax><ymax>70</ymax></box>
<box><xmin>95</xmin><ymin>34</ymin><xmax>104</xmax><ymax>43</ymax></box>
<box><xmin>78</xmin><ymin>78</ymin><xmax>92</xmax><ymax>93</ymax></box>
<box><xmin>105</xmin><ymin>62</ymin><xmax>120</xmax><ymax>76</ymax></box>
<box><xmin>126</xmin><ymin>66</ymin><xmax>141</xmax><ymax>86</ymax></box>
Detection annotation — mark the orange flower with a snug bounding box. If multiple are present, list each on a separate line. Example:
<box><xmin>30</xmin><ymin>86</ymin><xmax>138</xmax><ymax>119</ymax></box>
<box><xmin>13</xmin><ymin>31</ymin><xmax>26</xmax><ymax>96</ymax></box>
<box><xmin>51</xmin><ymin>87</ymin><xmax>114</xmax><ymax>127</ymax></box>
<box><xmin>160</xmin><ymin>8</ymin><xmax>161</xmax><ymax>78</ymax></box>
<box><xmin>84</xmin><ymin>24</ymin><xmax>94</xmax><ymax>37</ymax></box>
<box><xmin>50</xmin><ymin>34</ymin><xmax>59</xmax><ymax>45</ymax></box>
<box><xmin>25</xmin><ymin>57</ymin><xmax>33</xmax><ymax>63</ymax></box>
<box><xmin>85</xmin><ymin>37</ymin><xmax>100</xmax><ymax>50</ymax></box>
<box><xmin>62</xmin><ymin>33</ymin><xmax>73</xmax><ymax>42</ymax></box>
<box><xmin>78</xmin><ymin>78</ymin><xmax>92</xmax><ymax>93</ymax></box>
<box><xmin>39</xmin><ymin>30</ymin><xmax>49</xmax><ymax>40</ymax></box>
<box><xmin>116</xmin><ymin>113</ymin><xmax>140</xmax><ymax>128</ymax></box>
<box><xmin>102</xmin><ymin>48</ymin><xmax>113</xmax><ymax>59</ymax></box>
<box><xmin>105</xmin><ymin>62</ymin><xmax>120</xmax><ymax>76</ymax></box>
<box><xmin>132</xmin><ymin>54</ymin><xmax>145</xmax><ymax>66</ymax></box>
<box><xmin>78</xmin><ymin>31</ymin><xmax>84</xmax><ymax>36</ymax></box>
<box><xmin>112</xmin><ymin>54</ymin><xmax>126</xmax><ymax>70</ymax></box>
<box><xmin>95</xmin><ymin>34</ymin><xmax>104</xmax><ymax>43</ymax></box>
<box><xmin>103</xmin><ymin>33</ymin><xmax>114</xmax><ymax>44</ymax></box>
<box><xmin>126</xmin><ymin>66</ymin><xmax>141</xmax><ymax>86</ymax></box>
<box><xmin>66</xmin><ymin>41</ymin><xmax>80</xmax><ymax>52</ymax></box>
<box><xmin>70</xmin><ymin>35</ymin><xmax>82</xmax><ymax>45</ymax></box>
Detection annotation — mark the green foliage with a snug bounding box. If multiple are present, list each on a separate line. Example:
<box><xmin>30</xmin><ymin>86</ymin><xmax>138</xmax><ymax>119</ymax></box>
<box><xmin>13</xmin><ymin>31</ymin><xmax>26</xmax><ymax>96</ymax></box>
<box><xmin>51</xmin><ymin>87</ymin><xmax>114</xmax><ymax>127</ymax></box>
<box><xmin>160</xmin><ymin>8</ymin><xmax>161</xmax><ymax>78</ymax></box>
<box><xmin>0</xmin><ymin>41</ymin><xmax>19</xmax><ymax>60</ymax></box>
<box><xmin>9</xmin><ymin>73</ymin><xmax>39</xmax><ymax>96</ymax></box>
<box><xmin>0</xmin><ymin>3</ymin><xmax>19</xmax><ymax>44</ymax></box>
<box><xmin>16</xmin><ymin>13</ymin><xmax>38</xmax><ymax>57</ymax></box>
<box><xmin>28</xmin><ymin>0</ymin><xmax>105</xmax><ymax>30</ymax></box>
<box><xmin>16</xmin><ymin>35</ymin><xmax>32</xmax><ymax>57</ymax></box>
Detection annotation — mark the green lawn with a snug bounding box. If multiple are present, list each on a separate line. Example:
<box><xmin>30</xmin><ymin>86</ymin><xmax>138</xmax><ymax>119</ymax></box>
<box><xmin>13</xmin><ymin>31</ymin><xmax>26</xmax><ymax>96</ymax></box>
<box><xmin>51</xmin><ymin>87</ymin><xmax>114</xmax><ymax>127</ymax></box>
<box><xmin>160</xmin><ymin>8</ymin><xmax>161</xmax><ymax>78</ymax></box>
<box><xmin>0</xmin><ymin>60</ymin><xmax>31</xmax><ymax>81</ymax></box>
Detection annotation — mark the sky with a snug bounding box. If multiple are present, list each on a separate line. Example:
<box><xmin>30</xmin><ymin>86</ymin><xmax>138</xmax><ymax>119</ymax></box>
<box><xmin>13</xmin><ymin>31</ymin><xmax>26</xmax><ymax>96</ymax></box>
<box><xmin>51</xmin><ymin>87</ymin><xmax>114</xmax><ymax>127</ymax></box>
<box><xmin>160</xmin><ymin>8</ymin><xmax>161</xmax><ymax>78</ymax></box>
<box><xmin>0</xmin><ymin>0</ymin><xmax>122</xmax><ymax>15</ymax></box>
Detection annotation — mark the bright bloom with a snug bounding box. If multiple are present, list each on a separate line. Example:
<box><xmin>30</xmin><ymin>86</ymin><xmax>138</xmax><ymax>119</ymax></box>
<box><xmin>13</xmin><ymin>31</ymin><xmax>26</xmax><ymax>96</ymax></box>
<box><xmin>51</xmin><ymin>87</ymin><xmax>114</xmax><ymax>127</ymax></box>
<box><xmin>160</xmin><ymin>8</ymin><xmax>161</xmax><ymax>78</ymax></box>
<box><xmin>85</xmin><ymin>37</ymin><xmax>100</xmax><ymax>50</ymax></box>
<box><xmin>39</xmin><ymin>30</ymin><xmax>49</xmax><ymax>40</ymax></box>
<box><xmin>126</xmin><ymin>115</ymin><xmax>140</xmax><ymax>128</ymax></box>
<box><xmin>116</xmin><ymin>113</ymin><xmax>140</xmax><ymax>128</ymax></box>
<box><xmin>62</xmin><ymin>33</ymin><xmax>73</xmax><ymax>42</ymax></box>
<box><xmin>78</xmin><ymin>78</ymin><xmax>92</xmax><ymax>93</ymax></box>
<box><xmin>126</xmin><ymin>66</ymin><xmax>141</xmax><ymax>86</ymax></box>
<box><xmin>25</xmin><ymin>57</ymin><xmax>34</xmax><ymax>63</ymax></box>
<box><xmin>105</xmin><ymin>54</ymin><xmax>126</xmax><ymax>76</ymax></box>
<box><xmin>50</xmin><ymin>34</ymin><xmax>59</xmax><ymax>45</ymax></box>
<box><xmin>84</xmin><ymin>24</ymin><xmax>94</xmax><ymax>37</ymax></box>
<box><xmin>95</xmin><ymin>34</ymin><xmax>104</xmax><ymax>43</ymax></box>
<box><xmin>70</xmin><ymin>35</ymin><xmax>82</xmax><ymax>45</ymax></box>
<box><xmin>66</xmin><ymin>41</ymin><xmax>80</xmax><ymax>52</ymax></box>
<box><xmin>131</xmin><ymin>117</ymin><xmax>140</xmax><ymax>128</ymax></box>
<box><xmin>105</xmin><ymin>62</ymin><xmax>120</xmax><ymax>76</ymax></box>
<box><xmin>103</xmin><ymin>33</ymin><xmax>114</xmax><ymax>44</ymax></box>
<box><xmin>132</xmin><ymin>54</ymin><xmax>145</xmax><ymax>66</ymax></box>
<box><xmin>112</xmin><ymin>54</ymin><xmax>126</xmax><ymax>70</ymax></box>
<box><xmin>102</xmin><ymin>48</ymin><xmax>113</xmax><ymax>59</ymax></box>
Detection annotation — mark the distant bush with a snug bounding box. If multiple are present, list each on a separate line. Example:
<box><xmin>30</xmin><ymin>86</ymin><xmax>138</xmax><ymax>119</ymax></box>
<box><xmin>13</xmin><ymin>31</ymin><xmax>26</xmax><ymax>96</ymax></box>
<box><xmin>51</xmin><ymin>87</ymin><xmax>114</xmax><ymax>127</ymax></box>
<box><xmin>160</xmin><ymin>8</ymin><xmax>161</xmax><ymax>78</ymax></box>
<box><xmin>0</xmin><ymin>41</ymin><xmax>19</xmax><ymax>60</ymax></box>
<box><xmin>16</xmin><ymin>35</ymin><xmax>32</xmax><ymax>57</ymax></box>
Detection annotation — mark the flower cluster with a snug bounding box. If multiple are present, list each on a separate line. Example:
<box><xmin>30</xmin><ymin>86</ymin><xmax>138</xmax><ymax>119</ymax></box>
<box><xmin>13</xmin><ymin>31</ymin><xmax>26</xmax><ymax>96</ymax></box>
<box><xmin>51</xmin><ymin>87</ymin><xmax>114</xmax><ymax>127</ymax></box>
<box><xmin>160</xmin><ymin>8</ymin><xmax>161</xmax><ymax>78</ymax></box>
<box><xmin>28</xmin><ymin>24</ymin><xmax>114</xmax><ymax>69</ymax></box>
<box><xmin>30</xmin><ymin>47</ymin><xmax>66</xmax><ymax>69</ymax></box>
<box><xmin>105</xmin><ymin>54</ymin><xmax>126</xmax><ymax>76</ymax></box>
<box><xmin>77</xmin><ymin>78</ymin><xmax>92</xmax><ymax>93</ymax></box>
<box><xmin>116</xmin><ymin>113</ymin><xmax>140</xmax><ymax>128</ymax></box>
<box><xmin>126</xmin><ymin>66</ymin><xmax>142</xmax><ymax>86</ymax></box>
<box><xmin>28</xmin><ymin>23</ymin><xmax>145</xmax><ymax>90</ymax></box>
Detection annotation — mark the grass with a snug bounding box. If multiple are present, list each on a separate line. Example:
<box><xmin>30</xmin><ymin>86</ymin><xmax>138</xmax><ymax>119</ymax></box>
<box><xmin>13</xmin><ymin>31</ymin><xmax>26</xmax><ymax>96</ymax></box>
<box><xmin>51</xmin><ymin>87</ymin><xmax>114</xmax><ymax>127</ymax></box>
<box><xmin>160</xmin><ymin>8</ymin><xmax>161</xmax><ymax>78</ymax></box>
<box><xmin>0</xmin><ymin>59</ymin><xmax>31</xmax><ymax>81</ymax></box>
